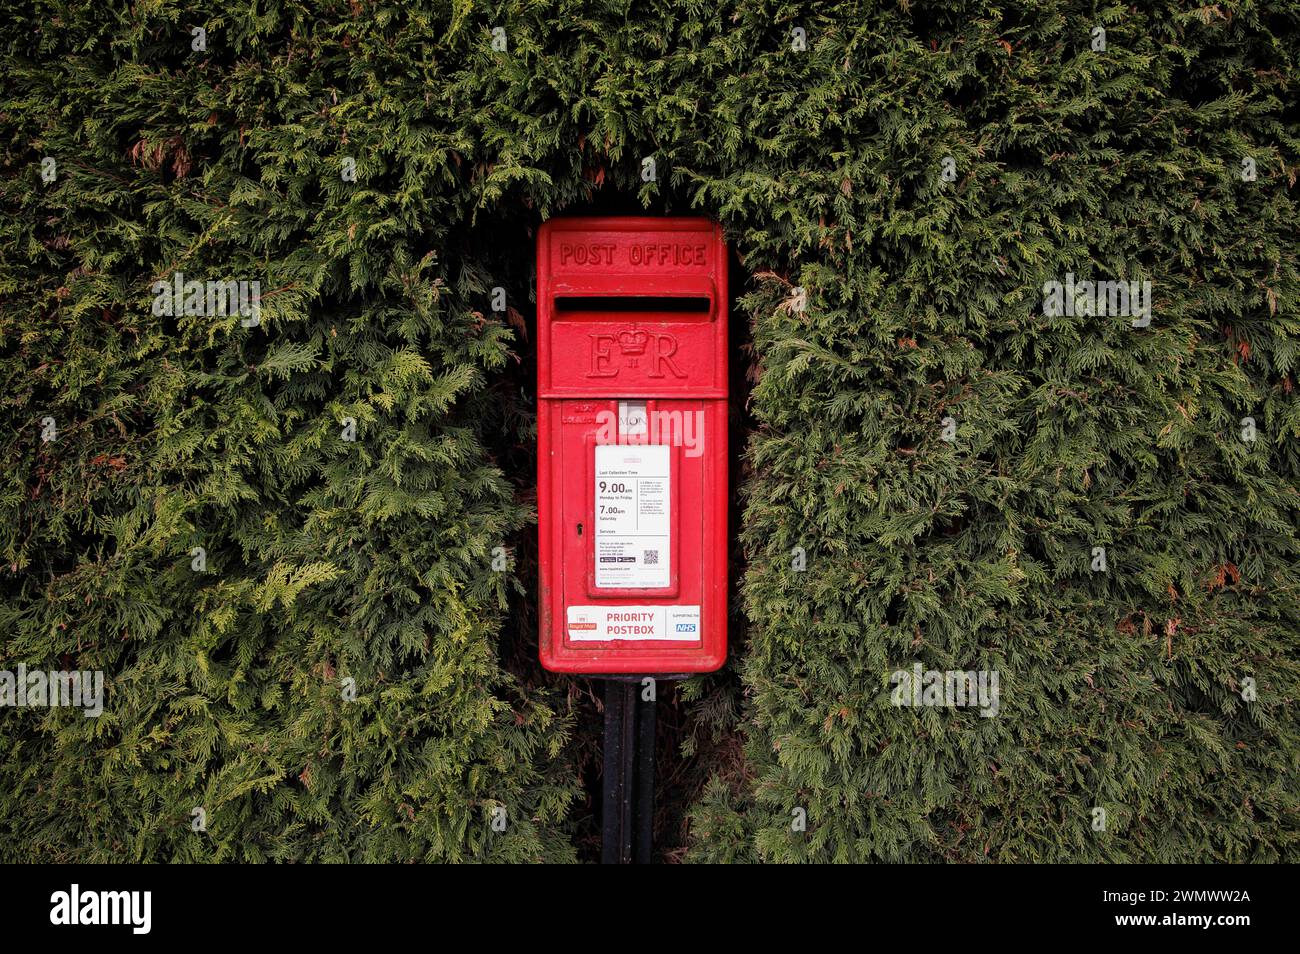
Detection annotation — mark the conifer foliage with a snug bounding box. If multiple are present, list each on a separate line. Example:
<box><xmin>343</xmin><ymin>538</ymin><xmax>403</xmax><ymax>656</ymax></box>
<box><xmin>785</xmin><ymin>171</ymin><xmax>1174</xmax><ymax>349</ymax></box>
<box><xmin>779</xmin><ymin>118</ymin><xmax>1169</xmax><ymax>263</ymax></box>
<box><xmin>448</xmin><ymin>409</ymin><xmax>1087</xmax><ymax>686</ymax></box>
<box><xmin>2</xmin><ymin>1</ymin><xmax>1298</xmax><ymax>862</ymax></box>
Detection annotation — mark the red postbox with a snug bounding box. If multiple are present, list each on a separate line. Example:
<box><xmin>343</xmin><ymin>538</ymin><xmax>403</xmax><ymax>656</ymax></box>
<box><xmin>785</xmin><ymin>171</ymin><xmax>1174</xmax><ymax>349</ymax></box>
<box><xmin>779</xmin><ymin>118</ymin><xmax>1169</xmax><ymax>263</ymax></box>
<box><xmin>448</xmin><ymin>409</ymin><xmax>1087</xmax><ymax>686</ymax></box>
<box><xmin>537</xmin><ymin>217</ymin><xmax>728</xmax><ymax>674</ymax></box>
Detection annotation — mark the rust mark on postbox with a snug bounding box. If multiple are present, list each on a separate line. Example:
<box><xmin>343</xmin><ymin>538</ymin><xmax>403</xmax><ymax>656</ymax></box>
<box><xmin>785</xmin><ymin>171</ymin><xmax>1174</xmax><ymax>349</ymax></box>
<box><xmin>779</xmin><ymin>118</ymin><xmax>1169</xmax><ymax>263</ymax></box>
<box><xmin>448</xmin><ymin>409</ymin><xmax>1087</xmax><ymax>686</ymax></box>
<box><xmin>537</xmin><ymin>217</ymin><xmax>727</xmax><ymax>674</ymax></box>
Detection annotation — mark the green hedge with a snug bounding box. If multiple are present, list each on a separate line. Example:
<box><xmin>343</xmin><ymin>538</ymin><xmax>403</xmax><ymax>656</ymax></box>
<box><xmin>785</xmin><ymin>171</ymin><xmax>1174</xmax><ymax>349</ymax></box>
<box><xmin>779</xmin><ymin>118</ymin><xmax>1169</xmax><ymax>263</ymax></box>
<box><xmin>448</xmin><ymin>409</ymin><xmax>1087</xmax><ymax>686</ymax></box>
<box><xmin>2</xmin><ymin>1</ymin><xmax>1298</xmax><ymax>862</ymax></box>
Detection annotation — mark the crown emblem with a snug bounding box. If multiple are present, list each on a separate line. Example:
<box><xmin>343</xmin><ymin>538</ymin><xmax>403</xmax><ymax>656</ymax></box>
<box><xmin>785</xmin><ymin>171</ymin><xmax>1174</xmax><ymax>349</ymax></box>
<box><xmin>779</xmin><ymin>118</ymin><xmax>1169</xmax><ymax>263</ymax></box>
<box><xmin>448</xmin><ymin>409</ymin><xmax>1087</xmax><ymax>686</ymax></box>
<box><xmin>617</xmin><ymin>328</ymin><xmax>649</xmax><ymax>356</ymax></box>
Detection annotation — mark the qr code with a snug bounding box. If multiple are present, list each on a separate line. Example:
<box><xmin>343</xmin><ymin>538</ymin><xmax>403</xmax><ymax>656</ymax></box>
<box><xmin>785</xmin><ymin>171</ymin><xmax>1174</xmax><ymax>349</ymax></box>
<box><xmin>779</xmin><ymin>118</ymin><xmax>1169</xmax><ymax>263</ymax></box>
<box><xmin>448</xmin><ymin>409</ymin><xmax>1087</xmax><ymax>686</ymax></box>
<box><xmin>643</xmin><ymin>549</ymin><xmax>659</xmax><ymax>565</ymax></box>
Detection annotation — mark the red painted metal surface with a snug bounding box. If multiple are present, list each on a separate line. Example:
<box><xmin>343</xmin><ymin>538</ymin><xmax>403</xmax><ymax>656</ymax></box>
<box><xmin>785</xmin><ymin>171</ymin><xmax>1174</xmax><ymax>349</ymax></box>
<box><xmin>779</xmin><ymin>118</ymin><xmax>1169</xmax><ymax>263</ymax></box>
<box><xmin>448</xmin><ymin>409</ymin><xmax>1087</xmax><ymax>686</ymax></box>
<box><xmin>537</xmin><ymin>217</ymin><xmax>728</xmax><ymax>673</ymax></box>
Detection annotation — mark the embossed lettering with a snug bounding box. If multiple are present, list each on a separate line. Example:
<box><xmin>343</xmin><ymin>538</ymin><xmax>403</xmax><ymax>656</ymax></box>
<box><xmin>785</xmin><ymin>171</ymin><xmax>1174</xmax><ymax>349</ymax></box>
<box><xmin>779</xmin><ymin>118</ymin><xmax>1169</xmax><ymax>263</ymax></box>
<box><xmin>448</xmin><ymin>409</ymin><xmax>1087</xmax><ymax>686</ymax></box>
<box><xmin>648</xmin><ymin>333</ymin><xmax>685</xmax><ymax>378</ymax></box>
<box><xmin>588</xmin><ymin>333</ymin><xmax>619</xmax><ymax>376</ymax></box>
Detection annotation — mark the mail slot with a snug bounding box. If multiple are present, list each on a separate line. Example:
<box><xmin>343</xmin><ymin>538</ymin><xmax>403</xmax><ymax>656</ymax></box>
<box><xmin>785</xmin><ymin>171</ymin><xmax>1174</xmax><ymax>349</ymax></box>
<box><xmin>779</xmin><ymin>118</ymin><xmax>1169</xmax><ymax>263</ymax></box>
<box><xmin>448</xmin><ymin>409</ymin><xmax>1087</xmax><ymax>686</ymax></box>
<box><xmin>537</xmin><ymin>217</ymin><xmax>728</xmax><ymax>673</ymax></box>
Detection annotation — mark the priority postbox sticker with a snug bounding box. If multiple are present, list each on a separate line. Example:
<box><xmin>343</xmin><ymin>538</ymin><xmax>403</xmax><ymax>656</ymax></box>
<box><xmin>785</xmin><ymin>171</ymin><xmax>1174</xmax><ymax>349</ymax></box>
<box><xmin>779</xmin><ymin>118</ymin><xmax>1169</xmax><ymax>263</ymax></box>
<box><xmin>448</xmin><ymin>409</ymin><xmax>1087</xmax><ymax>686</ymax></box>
<box><xmin>566</xmin><ymin>605</ymin><xmax>701</xmax><ymax>641</ymax></box>
<box><xmin>594</xmin><ymin>444</ymin><xmax>670</xmax><ymax>589</ymax></box>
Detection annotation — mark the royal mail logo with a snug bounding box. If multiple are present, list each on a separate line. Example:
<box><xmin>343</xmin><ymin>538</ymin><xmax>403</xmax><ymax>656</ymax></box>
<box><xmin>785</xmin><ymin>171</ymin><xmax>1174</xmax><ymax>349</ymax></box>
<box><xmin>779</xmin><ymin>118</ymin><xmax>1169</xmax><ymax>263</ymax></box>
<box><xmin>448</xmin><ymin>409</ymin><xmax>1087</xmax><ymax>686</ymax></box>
<box><xmin>589</xmin><ymin>330</ymin><xmax>684</xmax><ymax>378</ymax></box>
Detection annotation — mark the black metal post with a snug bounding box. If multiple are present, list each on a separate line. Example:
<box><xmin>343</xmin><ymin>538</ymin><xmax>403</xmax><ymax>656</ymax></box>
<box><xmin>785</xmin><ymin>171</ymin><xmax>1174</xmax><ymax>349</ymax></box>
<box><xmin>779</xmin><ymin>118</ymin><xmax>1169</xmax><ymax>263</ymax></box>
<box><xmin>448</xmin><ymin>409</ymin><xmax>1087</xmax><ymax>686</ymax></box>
<box><xmin>601</xmin><ymin>678</ymin><xmax>656</xmax><ymax>864</ymax></box>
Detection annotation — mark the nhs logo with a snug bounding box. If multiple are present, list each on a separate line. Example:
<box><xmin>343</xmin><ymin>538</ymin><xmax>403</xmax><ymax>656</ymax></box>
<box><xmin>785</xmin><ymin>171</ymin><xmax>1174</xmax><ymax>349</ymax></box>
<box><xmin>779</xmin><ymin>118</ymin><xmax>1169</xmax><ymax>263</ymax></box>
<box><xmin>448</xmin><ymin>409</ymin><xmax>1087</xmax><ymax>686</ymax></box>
<box><xmin>661</xmin><ymin>605</ymin><xmax>701</xmax><ymax>642</ymax></box>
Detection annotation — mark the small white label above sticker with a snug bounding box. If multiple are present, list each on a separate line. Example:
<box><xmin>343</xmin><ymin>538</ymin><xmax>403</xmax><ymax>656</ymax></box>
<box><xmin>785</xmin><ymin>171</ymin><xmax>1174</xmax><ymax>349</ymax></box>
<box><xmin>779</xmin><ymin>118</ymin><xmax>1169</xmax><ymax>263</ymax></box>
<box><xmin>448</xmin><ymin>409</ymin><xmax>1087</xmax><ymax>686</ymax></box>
<box><xmin>567</xmin><ymin>605</ymin><xmax>701</xmax><ymax>641</ymax></box>
<box><xmin>594</xmin><ymin>444</ymin><xmax>670</xmax><ymax>588</ymax></box>
<box><xmin>618</xmin><ymin>400</ymin><xmax>648</xmax><ymax>438</ymax></box>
